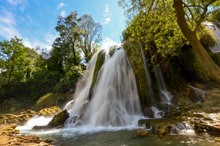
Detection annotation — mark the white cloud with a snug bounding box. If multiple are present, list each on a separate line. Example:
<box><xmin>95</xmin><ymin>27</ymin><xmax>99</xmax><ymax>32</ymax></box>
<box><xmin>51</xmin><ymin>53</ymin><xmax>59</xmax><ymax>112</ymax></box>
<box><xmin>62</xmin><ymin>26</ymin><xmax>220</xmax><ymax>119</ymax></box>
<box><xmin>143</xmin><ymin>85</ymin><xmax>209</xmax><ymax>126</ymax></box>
<box><xmin>105</xmin><ymin>4</ymin><xmax>110</xmax><ymax>13</ymax></box>
<box><xmin>45</xmin><ymin>33</ymin><xmax>57</xmax><ymax>45</ymax></box>
<box><xmin>0</xmin><ymin>25</ymin><xmax>21</xmax><ymax>39</ymax></box>
<box><xmin>101</xmin><ymin>38</ymin><xmax>121</xmax><ymax>50</ymax></box>
<box><xmin>103</xmin><ymin>4</ymin><xmax>111</xmax><ymax>24</ymax></box>
<box><xmin>104</xmin><ymin>17</ymin><xmax>111</xmax><ymax>24</ymax></box>
<box><xmin>0</xmin><ymin>9</ymin><xmax>55</xmax><ymax>53</ymax></box>
<box><xmin>0</xmin><ymin>11</ymin><xmax>16</xmax><ymax>25</ymax></box>
<box><xmin>7</xmin><ymin>0</ymin><xmax>23</xmax><ymax>5</ymax></box>
<box><xmin>0</xmin><ymin>10</ymin><xmax>20</xmax><ymax>39</ymax></box>
<box><xmin>57</xmin><ymin>2</ymin><xmax>65</xmax><ymax>9</ymax></box>
<box><xmin>60</xmin><ymin>10</ymin><xmax>66</xmax><ymax>17</ymax></box>
<box><xmin>23</xmin><ymin>38</ymin><xmax>52</xmax><ymax>53</ymax></box>
<box><xmin>23</xmin><ymin>33</ymin><xmax>57</xmax><ymax>52</ymax></box>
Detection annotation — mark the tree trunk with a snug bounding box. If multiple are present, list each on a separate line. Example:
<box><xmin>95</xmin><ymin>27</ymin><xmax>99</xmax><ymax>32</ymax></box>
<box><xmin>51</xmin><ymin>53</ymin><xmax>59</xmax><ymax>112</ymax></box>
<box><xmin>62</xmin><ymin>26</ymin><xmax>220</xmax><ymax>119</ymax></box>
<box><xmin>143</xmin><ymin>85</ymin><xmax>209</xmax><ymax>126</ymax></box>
<box><xmin>173</xmin><ymin>0</ymin><xmax>220</xmax><ymax>84</ymax></box>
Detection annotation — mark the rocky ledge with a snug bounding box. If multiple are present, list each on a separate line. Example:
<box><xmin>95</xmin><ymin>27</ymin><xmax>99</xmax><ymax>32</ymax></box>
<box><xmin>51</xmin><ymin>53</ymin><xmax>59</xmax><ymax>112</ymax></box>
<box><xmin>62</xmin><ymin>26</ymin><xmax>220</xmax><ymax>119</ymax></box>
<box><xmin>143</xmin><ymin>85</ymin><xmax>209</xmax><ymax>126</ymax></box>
<box><xmin>0</xmin><ymin>124</ymin><xmax>52</xmax><ymax>146</ymax></box>
<box><xmin>0</xmin><ymin>106</ymin><xmax>62</xmax><ymax>145</ymax></box>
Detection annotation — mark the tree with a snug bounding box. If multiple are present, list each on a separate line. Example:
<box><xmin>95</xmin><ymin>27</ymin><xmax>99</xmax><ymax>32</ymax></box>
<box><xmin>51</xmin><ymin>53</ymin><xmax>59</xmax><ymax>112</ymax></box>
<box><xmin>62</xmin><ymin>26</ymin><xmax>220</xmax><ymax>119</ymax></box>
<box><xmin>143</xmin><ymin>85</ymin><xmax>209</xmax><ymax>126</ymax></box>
<box><xmin>52</xmin><ymin>12</ymin><xmax>102</xmax><ymax>66</ymax></box>
<box><xmin>120</xmin><ymin>0</ymin><xmax>220</xmax><ymax>83</ymax></box>
<box><xmin>0</xmin><ymin>36</ymin><xmax>40</xmax><ymax>88</ymax></box>
<box><xmin>173</xmin><ymin>0</ymin><xmax>220</xmax><ymax>83</ymax></box>
<box><xmin>120</xmin><ymin>0</ymin><xmax>185</xmax><ymax>67</ymax></box>
<box><xmin>79</xmin><ymin>15</ymin><xmax>102</xmax><ymax>62</ymax></box>
<box><xmin>49</xmin><ymin>11</ymin><xmax>102</xmax><ymax>92</ymax></box>
<box><xmin>53</xmin><ymin>11</ymin><xmax>82</xmax><ymax>67</ymax></box>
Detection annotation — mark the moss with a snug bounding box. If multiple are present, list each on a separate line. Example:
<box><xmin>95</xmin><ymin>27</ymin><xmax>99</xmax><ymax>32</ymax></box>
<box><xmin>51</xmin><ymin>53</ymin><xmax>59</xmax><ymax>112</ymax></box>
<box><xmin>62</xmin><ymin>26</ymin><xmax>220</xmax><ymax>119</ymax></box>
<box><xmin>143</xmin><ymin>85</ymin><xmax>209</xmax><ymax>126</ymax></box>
<box><xmin>211</xmin><ymin>52</ymin><xmax>220</xmax><ymax>67</ymax></box>
<box><xmin>200</xmin><ymin>29</ymin><xmax>217</xmax><ymax>51</ymax></box>
<box><xmin>180</xmin><ymin>45</ymin><xmax>211</xmax><ymax>81</ymax></box>
<box><xmin>47</xmin><ymin>110</ymin><xmax>69</xmax><ymax>128</ymax></box>
<box><xmin>123</xmin><ymin>41</ymin><xmax>149</xmax><ymax>106</ymax></box>
<box><xmin>89</xmin><ymin>50</ymin><xmax>106</xmax><ymax>99</ymax></box>
<box><xmin>35</xmin><ymin>93</ymin><xmax>57</xmax><ymax>110</ymax></box>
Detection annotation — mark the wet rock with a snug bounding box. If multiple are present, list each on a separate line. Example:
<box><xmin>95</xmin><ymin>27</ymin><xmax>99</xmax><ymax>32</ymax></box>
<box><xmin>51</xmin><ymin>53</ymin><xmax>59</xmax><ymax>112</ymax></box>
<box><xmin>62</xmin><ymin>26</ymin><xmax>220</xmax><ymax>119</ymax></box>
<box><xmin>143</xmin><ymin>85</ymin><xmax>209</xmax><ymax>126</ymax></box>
<box><xmin>136</xmin><ymin>129</ymin><xmax>150</xmax><ymax>137</ymax></box>
<box><xmin>138</xmin><ymin>118</ymin><xmax>189</xmax><ymax>137</ymax></box>
<box><xmin>0</xmin><ymin>109</ymin><xmax>37</xmax><ymax>125</ymax></box>
<box><xmin>38</xmin><ymin>106</ymin><xmax>62</xmax><ymax>117</ymax></box>
<box><xmin>47</xmin><ymin>109</ymin><xmax>69</xmax><ymax>128</ymax></box>
<box><xmin>33</xmin><ymin>110</ymin><xmax>69</xmax><ymax>130</ymax></box>
<box><xmin>215</xmin><ymin>137</ymin><xmax>220</xmax><ymax>142</ymax></box>
<box><xmin>195</xmin><ymin>123</ymin><xmax>220</xmax><ymax>136</ymax></box>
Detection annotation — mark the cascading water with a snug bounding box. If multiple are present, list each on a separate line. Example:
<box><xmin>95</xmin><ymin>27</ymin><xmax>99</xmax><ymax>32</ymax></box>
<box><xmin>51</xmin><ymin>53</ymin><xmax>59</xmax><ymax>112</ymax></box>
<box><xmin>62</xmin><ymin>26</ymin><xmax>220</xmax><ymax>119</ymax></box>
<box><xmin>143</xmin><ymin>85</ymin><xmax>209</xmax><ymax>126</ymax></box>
<box><xmin>204</xmin><ymin>22</ymin><xmax>220</xmax><ymax>53</ymax></box>
<box><xmin>155</xmin><ymin>66</ymin><xmax>172</xmax><ymax>106</ymax></box>
<box><xmin>140</xmin><ymin>44</ymin><xmax>172</xmax><ymax>118</ymax></box>
<box><xmin>64</xmin><ymin>48</ymin><xmax>142</xmax><ymax>127</ymax></box>
<box><xmin>63</xmin><ymin>52</ymin><xmax>98</xmax><ymax>123</ymax></box>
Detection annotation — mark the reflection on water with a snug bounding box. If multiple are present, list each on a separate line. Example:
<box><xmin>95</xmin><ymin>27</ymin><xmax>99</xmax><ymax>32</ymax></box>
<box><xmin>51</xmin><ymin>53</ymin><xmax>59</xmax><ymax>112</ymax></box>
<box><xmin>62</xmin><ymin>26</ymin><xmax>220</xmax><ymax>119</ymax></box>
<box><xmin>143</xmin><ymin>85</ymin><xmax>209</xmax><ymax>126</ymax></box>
<box><xmin>31</xmin><ymin>129</ymin><xmax>220</xmax><ymax>146</ymax></box>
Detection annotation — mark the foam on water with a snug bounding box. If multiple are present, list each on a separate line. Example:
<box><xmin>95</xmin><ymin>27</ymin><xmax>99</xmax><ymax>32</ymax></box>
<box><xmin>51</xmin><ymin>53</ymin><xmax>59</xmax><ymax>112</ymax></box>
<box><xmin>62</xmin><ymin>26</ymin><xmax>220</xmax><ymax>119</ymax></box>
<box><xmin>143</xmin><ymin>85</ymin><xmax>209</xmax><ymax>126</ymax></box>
<box><xmin>16</xmin><ymin>116</ymin><xmax>53</xmax><ymax>131</ymax></box>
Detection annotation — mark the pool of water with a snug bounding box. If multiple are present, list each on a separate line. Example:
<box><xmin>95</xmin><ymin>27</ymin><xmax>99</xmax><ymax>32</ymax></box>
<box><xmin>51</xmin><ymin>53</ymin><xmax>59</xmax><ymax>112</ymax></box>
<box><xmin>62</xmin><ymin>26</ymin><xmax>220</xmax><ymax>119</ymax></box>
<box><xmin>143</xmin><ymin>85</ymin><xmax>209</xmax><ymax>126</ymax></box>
<box><xmin>23</xmin><ymin>128</ymin><xmax>220</xmax><ymax>146</ymax></box>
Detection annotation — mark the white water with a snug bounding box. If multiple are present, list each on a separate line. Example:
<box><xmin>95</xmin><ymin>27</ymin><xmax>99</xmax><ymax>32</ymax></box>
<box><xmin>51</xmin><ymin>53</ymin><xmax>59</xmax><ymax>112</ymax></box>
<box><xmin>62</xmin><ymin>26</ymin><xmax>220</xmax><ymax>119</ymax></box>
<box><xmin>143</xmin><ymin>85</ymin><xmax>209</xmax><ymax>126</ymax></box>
<box><xmin>204</xmin><ymin>22</ymin><xmax>220</xmax><ymax>53</ymax></box>
<box><xmin>16</xmin><ymin>116</ymin><xmax>53</xmax><ymax>131</ymax></box>
<box><xmin>155</xmin><ymin>66</ymin><xmax>172</xmax><ymax>105</ymax></box>
<box><xmin>64</xmin><ymin>48</ymin><xmax>142</xmax><ymax>127</ymax></box>
<box><xmin>150</xmin><ymin>106</ymin><xmax>164</xmax><ymax>118</ymax></box>
<box><xmin>64</xmin><ymin>52</ymin><xmax>98</xmax><ymax>117</ymax></box>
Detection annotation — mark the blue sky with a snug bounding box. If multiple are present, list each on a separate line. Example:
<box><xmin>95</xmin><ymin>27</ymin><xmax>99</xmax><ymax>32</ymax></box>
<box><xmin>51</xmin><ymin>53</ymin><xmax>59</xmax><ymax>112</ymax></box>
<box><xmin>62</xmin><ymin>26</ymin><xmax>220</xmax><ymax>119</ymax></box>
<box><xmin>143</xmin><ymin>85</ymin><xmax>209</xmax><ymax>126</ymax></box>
<box><xmin>0</xmin><ymin>0</ymin><xmax>126</xmax><ymax>51</ymax></box>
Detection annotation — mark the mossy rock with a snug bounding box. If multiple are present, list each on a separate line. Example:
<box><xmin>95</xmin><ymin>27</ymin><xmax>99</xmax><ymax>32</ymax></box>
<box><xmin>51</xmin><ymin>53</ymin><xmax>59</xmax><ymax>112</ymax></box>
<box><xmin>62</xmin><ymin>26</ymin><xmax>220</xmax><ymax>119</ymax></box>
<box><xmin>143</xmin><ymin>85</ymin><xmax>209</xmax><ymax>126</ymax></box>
<box><xmin>47</xmin><ymin>110</ymin><xmax>69</xmax><ymax>128</ymax></box>
<box><xmin>123</xmin><ymin>41</ymin><xmax>150</xmax><ymax>106</ymax></box>
<box><xmin>195</xmin><ymin>123</ymin><xmax>220</xmax><ymax>136</ymax></box>
<box><xmin>35</xmin><ymin>93</ymin><xmax>57</xmax><ymax>110</ymax></box>
<box><xmin>136</xmin><ymin>129</ymin><xmax>150</xmax><ymax>137</ymax></box>
<box><xmin>138</xmin><ymin>118</ymin><xmax>190</xmax><ymax>137</ymax></box>
<box><xmin>89</xmin><ymin>50</ymin><xmax>105</xmax><ymax>99</ymax></box>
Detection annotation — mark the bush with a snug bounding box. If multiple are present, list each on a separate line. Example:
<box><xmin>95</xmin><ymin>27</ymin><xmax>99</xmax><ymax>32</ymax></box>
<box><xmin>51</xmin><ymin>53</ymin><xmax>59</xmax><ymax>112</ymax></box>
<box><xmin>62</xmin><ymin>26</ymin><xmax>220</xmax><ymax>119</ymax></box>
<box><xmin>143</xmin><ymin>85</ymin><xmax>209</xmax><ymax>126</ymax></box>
<box><xmin>35</xmin><ymin>93</ymin><xmax>57</xmax><ymax>110</ymax></box>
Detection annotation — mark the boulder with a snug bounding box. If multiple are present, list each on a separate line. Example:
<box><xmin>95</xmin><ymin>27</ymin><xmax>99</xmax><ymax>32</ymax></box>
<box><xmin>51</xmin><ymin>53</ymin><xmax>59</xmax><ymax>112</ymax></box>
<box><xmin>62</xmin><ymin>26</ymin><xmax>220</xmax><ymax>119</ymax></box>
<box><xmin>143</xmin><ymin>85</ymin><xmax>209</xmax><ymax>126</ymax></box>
<box><xmin>33</xmin><ymin>110</ymin><xmax>69</xmax><ymax>130</ymax></box>
<box><xmin>195</xmin><ymin>123</ymin><xmax>220</xmax><ymax>136</ymax></box>
<box><xmin>38</xmin><ymin>106</ymin><xmax>62</xmax><ymax>117</ymax></box>
<box><xmin>47</xmin><ymin>110</ymin><xmax>69</xmax><ymax>128</ymax></box>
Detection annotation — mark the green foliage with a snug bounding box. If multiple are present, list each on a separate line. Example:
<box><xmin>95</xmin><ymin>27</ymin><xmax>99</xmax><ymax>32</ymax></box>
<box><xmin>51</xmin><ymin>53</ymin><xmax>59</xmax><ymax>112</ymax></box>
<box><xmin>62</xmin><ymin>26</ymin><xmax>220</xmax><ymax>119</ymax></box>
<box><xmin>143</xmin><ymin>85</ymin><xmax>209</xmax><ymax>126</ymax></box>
<box><xmin>210</xmin><ymin>9</ymin><xmax>220</xmax><ymax>27</ymax></box>
<box><xmin>0</xmin><ymin>37</ymin><xmax>41</xmax><ymax>86</ymax></box>
<box><xmin>122</xmin><ymin>1</ymin><xmax>185</xmax><ymax>67</ymax></box>
<box><xmin>54</xmin><ymin>65</ymin><xmax>83</xmax><ymax>93</ymax></box>
<box><xmin>211</xmin><ymin>52</ymin><xmax>220</xmax><ymax>67</ymax></box>
<box><xmin>120</xmin><ymin>0</ymin><xmax>219</xmax><ymax>81</ymax></box>
<box><xmin>2</xmin><ymin>98</ymin><xmax>17</xmax><ymax>113</ymax></box>
<box><xmin>35</xmin><ymin>93</ymin><xmax>57</xmax><ymax>110</ymax></box>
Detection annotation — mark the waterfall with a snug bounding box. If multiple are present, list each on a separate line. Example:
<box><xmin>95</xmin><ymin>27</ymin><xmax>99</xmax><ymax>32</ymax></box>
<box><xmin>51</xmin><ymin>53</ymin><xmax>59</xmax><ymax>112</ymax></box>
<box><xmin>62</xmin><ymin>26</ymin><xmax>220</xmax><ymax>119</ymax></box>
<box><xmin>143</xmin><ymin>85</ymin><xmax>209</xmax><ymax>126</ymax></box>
<box><xmin>64</xmin><ymin>52</ymin><xmax>98</xmax><ymax>119</ymax></box>
<box><xmin>64</xmin><ymin>48</ymin><xmax>142</xmax><ymax>127</ymax></box>
<box><xmin>155</xmin><ymin>66</ymin><xmax>172</xmax><ymax>106</ymax></box>
<box><xmin>204</xmin><ymin>22</ymin><xmax>220</xmax><ymax>53</ymax></box>
<box><xmin>140</xmin><ymin>44</ymin><xmax>172</xmax><ymax>118</ymax></box>
<box><xmin>140</xmin><ymin>46</ymin><xmax>154</xmax><ymax>100</ymax></box>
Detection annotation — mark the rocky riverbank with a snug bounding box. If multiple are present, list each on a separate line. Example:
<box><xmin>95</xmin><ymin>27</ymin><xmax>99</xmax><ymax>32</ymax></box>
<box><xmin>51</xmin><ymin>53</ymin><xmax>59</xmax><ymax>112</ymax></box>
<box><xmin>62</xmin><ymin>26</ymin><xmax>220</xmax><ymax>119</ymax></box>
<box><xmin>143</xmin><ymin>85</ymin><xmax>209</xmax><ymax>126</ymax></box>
<box><xmin>0</xmin><ymin>106</ymin><xmax>62</xmax><ymax>145</ymax></box>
